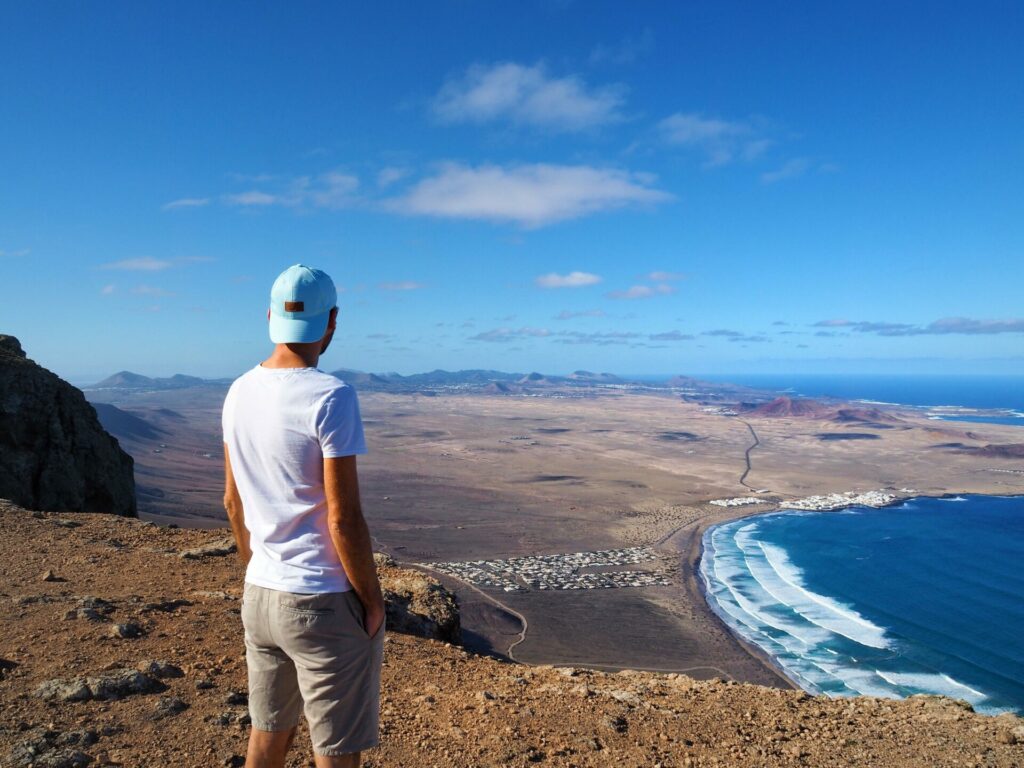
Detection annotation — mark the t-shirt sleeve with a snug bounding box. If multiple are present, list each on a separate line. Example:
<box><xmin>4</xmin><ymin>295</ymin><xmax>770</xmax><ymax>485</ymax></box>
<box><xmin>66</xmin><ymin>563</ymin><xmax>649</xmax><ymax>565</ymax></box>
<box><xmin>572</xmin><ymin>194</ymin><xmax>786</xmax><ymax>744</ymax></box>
<box><xmin>316</xmin><ymin>385</ymin><xmax>367</xmax><ymax>458</ymax></box>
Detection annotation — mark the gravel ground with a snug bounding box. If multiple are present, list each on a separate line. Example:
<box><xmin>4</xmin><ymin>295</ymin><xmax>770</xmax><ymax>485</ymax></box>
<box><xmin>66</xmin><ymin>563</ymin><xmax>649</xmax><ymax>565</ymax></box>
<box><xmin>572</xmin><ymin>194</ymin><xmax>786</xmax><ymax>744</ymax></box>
<box><xmin>1</xmin><ymin>503</ymin><xmax>1022</xmax><ymax>768</ymax></box>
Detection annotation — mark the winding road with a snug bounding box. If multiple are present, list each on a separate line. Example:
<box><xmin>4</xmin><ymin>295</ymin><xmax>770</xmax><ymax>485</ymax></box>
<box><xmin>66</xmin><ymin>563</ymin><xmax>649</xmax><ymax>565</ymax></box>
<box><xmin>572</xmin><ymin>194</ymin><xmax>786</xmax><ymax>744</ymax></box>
<box><xmin>737</xmin><ymin>419</ymin><xmax>761</xmax><ymax>491</ymax></box>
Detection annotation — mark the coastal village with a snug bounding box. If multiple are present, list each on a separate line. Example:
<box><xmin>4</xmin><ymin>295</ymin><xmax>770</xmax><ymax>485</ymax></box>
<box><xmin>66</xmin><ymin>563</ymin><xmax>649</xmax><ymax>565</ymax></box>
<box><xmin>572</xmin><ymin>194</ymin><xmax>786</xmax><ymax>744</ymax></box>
<box><xmin>424</xmin><ymin>546</ymin><xmax>673</xmax><ymax>593</ymax></box>
<box><xmin>709</xmin><ymin>488</ymin><xmax>915</xmax><ymax>511</ymax></box>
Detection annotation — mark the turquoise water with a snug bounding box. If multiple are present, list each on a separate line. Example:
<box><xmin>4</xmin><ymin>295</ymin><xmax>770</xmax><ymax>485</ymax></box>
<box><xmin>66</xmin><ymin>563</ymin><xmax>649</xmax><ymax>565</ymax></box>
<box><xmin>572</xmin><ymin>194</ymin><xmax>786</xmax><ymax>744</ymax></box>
<box><xmin>700</xmin><ymin>495</ymin><xmax>1024</xmax><ymax>714</ymax></box>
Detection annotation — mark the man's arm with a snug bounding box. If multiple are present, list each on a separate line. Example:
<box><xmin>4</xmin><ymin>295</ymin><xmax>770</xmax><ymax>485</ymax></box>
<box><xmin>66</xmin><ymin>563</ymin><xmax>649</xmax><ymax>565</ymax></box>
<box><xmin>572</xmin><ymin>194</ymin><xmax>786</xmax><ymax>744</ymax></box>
<box><xmin>324</xmin><ymin>455</ymin><xmax>385</xmax><ymax>638</ymax></box>
<box><xmin>223</xmin><ymin>443</ymin><xmax>252</xmax><ymax>565</ymax></box>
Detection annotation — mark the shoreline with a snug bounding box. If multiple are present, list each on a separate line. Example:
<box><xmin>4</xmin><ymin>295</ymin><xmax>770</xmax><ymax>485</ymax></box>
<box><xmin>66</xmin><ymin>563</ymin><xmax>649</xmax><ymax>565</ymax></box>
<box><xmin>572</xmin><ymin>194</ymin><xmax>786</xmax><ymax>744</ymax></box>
<box><xmin>693</xmin><ymin>491</ymin><xmax>1024</xmax><ymax>707</ymax></box>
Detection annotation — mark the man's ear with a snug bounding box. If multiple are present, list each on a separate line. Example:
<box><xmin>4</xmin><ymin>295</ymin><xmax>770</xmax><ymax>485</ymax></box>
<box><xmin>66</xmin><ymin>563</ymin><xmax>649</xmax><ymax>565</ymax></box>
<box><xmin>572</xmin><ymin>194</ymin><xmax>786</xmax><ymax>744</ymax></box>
<box><xmin>327</xmin><ymin>307</ymin><xmax>339</xmax><ymax>330</ymax></box>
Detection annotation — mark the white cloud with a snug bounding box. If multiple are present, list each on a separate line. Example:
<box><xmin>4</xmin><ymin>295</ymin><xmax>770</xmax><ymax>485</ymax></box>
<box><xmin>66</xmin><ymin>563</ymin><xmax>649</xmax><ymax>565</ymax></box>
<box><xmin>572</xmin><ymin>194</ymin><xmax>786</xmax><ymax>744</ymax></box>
<box><xmin>377</xmin><ymin>167</ymin><xmax>409</xmax><ymax>188</ymax></box>
<box><xmin>536</xmin><ymin>271</ymin><xmax>602</xmax><ymax>289</ymax></box>
<box><xmin>162</xmin><ymin>197</ymin><xmax>210</xmax><ymax>210</ymax></box>
<box><xmin>301</xmin><ymin>171</ymin><xmax>359</xmax><ymax>209</ymax></box>
<box><xmin>649</xmin><ymin>330</ymin><xmax>694</xmax><ymax>341</ymax></box>
<box><xmin>660</xmin><ymin>113</ymin><xmax>746</xmax><ymax>144</ymax></box>
<box><xmin>100</xmin><ymin>284</ymin><xmax>116</xmax><ymax>295</ymax></box>
<box><xmin>813</xmin><ymin>317</ymin><xmax>1024</xmax><ymax>336</ymax></box>
<box><xmin>100</xmin><ymin>257</ymin><xmax>173</xmax><ymax>271</ymax></box>
<box><xmin>391</xmin><ymin>163</ymin><xmax>671</xmax><ymax>227</ymax></box>
<box><xmin>379</xmin><ymin>280</ymin><xmax>425</xmax><ymax>291</ymax></box>
<box><xmin>99</xmin><ymin>255</ymin><xmax>212</xmax><ymax>271</ymax></box>
<box><xmin>223</xmin><ymin>171</ymin><xmax>359</xmax><ymax>209</ymax></box>
<box><xmin>556</xmin><ymin>309</ymin><xmax>606</xmax><ymax>320</ymax></box>
<box><xmin>469</xmin><ymin>326</ymin><xmax>640</xmax><ymax>345</ymax></box>
<box><xmin>224</xmin><ymin>190</ymin><xmax>280</xmax><ymax>206</ymax></box>
<box><xmin>434</xmin><ymin>62</ymin><xmax>624</xmax><ymax>132</ymax></box>
<box><xmin>761</xmin><ymin>157</ymin><xmax>812</xmax><ymax>184</ymax></box>
<box><xmin>131</xmin><ymin>285</ymin><xmax>176</xmax><ymax>297</ymax></box>
<box><xmin>647</xmin><ymin>270</ymin><xmax>686</xmax><ymax>281</ymax></box>
<box><xmin>589</xmin><ymin>29</ymin><xmax>654</xmax><ymax>65</ymax></box>
<box><xmin>0</xmin><ymin>247</ymin><xmax>30</xmax><ymax>258</ymax></box>
<box><xmin>658</xmin><ymin>112</ymin><xmax>771</xmax><ymax>166</ymax></box>
<box><xmin>606</xmin><ymin>283</ymin><xmax>676</xmax><ymax>300</ymax></box>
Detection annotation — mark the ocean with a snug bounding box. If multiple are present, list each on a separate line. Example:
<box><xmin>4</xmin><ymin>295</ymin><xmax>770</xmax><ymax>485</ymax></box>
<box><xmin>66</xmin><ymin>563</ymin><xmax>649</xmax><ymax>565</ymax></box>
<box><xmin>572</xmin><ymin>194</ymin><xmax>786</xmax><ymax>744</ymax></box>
<box><xmin>700</xmin><ymin>495</ymin><xmax>1024</xmax><ymax>714</ymax></box>
<box><xmin>698</xmin><ymin>374</ymin><xmax>1024</xmax><ymax>427</ymax></box>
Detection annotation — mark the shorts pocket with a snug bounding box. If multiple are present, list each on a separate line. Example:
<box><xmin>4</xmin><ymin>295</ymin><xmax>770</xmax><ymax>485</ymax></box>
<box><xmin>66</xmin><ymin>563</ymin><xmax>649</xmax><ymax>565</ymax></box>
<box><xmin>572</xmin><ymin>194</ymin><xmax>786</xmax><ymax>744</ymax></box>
<box><xmin>278</xmin><ymin>592</ymin><xmax>337</xmax><ymax>616</ymax></box>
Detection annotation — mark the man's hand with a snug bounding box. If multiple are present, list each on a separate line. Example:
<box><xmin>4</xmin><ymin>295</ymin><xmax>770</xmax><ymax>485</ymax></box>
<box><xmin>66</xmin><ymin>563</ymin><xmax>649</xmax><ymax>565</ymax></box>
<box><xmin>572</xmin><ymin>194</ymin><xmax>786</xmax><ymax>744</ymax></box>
<box><xmin>363</xmin><ymin>598</ymin><xmax>386</xmax><ymax>639</ymax></box>
<box><xmin>323</xmin><ymin>455</ymin><xmax>385</xmax><ymax>638</ymax></box>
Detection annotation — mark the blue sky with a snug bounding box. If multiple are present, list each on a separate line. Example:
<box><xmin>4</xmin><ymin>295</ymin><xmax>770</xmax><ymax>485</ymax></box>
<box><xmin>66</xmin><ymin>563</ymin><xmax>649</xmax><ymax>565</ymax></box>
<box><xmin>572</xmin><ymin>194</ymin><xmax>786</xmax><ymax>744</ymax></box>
<box><xmin>2</xmin><ymin>1</ymin><xmax>1023</xmax><ymax>381</ymax></box>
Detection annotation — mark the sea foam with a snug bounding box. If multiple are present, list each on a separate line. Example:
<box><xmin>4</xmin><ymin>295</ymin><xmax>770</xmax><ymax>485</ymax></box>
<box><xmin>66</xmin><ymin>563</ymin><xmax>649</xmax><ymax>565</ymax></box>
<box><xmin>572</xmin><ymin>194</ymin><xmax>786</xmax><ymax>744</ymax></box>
<box><xmin>698</xmin><ymin>500</ymin><xmax>1023</xmax><ymax>714</ymax></box>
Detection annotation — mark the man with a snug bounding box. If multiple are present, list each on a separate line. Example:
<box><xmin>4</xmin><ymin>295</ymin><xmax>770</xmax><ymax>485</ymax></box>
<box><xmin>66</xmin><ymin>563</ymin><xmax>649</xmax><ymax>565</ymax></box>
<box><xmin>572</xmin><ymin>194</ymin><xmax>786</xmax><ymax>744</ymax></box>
<box><xmin>222</xmin><ymin>264</ymin><xmax>385</xmax><ymax>768</ymax></box>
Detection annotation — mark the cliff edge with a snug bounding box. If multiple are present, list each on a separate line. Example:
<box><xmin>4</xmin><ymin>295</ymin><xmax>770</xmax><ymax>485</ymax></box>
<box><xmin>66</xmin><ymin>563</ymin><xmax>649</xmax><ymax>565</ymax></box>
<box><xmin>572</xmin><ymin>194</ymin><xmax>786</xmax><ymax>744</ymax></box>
<box><xmin>0</xmin><ymin>336</ymin><xmax>135</xmax><ymax>516</ymax></box>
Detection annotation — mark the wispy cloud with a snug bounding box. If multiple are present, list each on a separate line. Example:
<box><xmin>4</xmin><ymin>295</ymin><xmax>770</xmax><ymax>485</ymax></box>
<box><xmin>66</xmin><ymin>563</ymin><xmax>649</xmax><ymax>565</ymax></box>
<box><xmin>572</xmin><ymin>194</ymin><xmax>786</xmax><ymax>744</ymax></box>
<box><xmin>434</xmin><ymin>62</ymin><xmax>625</xmax><ymax>132</ymax></box>
<box><xmin>702</xmin><ymin>329</ymin><xmax>743</xmax><ymax>338</ymax></box>
<box><xmin>162</xmin><ymin>197</ymin><xmax>210</xmax><ymax>210</ymax></box>
<box><xmin>536</xmin><ymin>271</ymin><xmax>602</xmax><ymax>289</ymax></box>
<box><xmin>658</xmin><ymin>112</ymin><xmax>771</xmax><ymax>166</ymax></box>
<box><xmin>379</xmin><ymin>280</ymin><xmax>425</xmax><ymax>291</ymax></box>
<box><xmin>469</xmin><ymin>327</ymin><xmax>552</xmax><ymax>343</ymax></box>
<box><xmin>589</xmin><ymin>29</ymin><xmax>654</xmax><ymax>66</ymax></box>
<box><xmin>390</xmin><ymin>163</ymin><xmax>671</xmax><ymax>227</ymax></box>
<box><xmin>814</xmin><ymin>317</ymin><xmax>1024</xmax><ymax>336</ymax></box>
<box><xmin>554</xmin><ymin>331</ymin><xmax>640</xmax><ymax>345</ymax></box>
<box><xmin>606</xmin><ymin>283</ymin><xmax>676</xmax><ymax>300</ymax></box>
<box><xmin>761</xmin><ymin>157</ymin><xmax>813</xmax><ymax>184</ymax></box>
<box><xmin>649</xmin><ymin>330</ymin><xmax>694</xmax><ymax>341</ymax></box>
<box><xmin>646</xmin><ymin>270</ymin><xmax>686</xmax><ymax>281</ymax></box>
<box><xmin>223</xmin><ymin>170</ymin><xmax>360</xmax><ymax>210</ymax></box>
<box><xmin>377</xmin><ymin>167</ymin><xmax>409</xmax><ymax>188</ymax></box>
<box><xmin>99</xmin><ymin>255</ymin><xmax>212</xmax><ymax>271</ymax></box>
<box><xmin>100</xmin><ymin>284</ymin><xmax>116</xmax><ymax>296</ymax></box>
<box><xmin>469</xmin><ymin>326</ymin><xmax>698</xmax><ymax>346</ymax></box>
<box><xmin>0</xmin><ymin>247</ymin><xmax>30</xmax><ymax>258</ymax></box>
<box><xmin>224</xmin><ymin>190</ymin><xmax>279</xmax><ymax>206</ymax></box>
<box><xmin>555</xmin><ymin>309</ymin><xmax>606</xmax><ymax>320</ymax></box>
<box><xmin>131</xmin><ymin>285</ymin><xmax>176</xmax><ymax>297</ymax></box>
<box><xmin>100</xmin><ymin>257</ymin><xmax>173</xmax><ymax>271</ymax></box>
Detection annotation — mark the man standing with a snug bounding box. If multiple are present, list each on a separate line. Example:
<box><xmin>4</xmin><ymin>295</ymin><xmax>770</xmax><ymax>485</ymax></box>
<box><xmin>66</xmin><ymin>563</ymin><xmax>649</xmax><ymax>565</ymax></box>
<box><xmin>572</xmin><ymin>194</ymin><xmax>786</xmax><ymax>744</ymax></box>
<box><xmin>222</xmin><ymin>264</ymin><xmax>385</xmax><ymax>768</ymax></box>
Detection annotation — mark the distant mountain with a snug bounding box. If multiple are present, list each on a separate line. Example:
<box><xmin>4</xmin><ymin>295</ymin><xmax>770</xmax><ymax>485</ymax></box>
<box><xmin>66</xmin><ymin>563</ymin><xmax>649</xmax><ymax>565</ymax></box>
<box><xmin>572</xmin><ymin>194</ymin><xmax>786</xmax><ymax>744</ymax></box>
<box><xmin>93</xmin><ymin>371</ymin><xmax>155</xmax><ymax>388</ymax></box>
<box><xmin>90</xmin><ymin>371</ymin><xmax>225</xmax><ymax>390</ymax></box>
<box><xmin>518</xmin><ymin>372</ymin><xmax>551</xmax><ymax>385</ymax></box>
<box><xmin>567</xmin><ymin>370</ymin><xmax>624</xmax><ymax>384</ymax></box>
<box><xmin>743</xmin><ymin>396</ymin><xmax>836</xmax><ymax>418</ymax></box>
<box><xmin>92</xmin><ymin>402</ymin><xmax>168</xmax><ymax>442</ymax></box>
<box><xmin>332</xmin><ymin>368</ymin><xmax>392</xmax><ymax>387</ymax></box>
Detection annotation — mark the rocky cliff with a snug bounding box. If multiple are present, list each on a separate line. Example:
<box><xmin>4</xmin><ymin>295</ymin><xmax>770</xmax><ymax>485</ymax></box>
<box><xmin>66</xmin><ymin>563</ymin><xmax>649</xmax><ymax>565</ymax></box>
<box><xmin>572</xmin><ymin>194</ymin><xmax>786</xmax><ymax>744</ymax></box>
<box><xmin>1</xmin><ymin>502</ymin><xmax>1021</xmax><ymax>768</ymax></box>
<box><xmin>0</xmin><ymin>335</ymin><xmax>136</xmax><ymax>516</ymax></box>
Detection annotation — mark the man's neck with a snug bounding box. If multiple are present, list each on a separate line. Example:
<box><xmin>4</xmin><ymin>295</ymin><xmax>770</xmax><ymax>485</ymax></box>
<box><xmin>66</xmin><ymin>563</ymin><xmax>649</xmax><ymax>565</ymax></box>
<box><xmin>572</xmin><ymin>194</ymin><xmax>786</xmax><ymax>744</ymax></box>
<box><xmin>262</xmin><ymin>343</ymin><xmax>321</xmax><ymax>370</ymax></box>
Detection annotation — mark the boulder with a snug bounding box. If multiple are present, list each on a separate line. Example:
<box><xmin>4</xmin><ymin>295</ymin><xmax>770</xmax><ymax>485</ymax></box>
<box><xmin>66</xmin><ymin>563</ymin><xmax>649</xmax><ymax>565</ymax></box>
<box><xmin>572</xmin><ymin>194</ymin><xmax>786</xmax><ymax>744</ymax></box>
<box><xmin>377</xmin><ymin>561</ymin><xmax>461</xmax><ymax>644</ymax></box>
<box><xmin>0</xmin><ymin>335</ymin><xmax>135</xmax><ymax>516</ymax></box>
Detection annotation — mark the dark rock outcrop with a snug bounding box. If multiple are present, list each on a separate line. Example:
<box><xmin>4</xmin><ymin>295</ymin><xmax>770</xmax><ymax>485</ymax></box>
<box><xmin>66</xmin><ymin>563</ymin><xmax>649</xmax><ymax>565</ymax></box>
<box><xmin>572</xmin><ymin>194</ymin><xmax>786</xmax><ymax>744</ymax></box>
<box><xmin>0</xmin><ymin>335</ymin><xmax>136</xmax><ymax>516</ymax></box>
<box><xmin>375</xmin><ymin>553</ymin><xmax>461</xmax><ymax>643</ymax></box>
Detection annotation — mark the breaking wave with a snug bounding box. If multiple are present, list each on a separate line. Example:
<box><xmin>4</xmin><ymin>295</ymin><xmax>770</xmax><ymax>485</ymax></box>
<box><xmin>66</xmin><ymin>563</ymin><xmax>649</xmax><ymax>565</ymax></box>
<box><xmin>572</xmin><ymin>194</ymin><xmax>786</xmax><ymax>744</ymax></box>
<box><xmin>699</xmin><ymin>498</ymin><xmax>1024</xmax><ymax>714</ymax></box>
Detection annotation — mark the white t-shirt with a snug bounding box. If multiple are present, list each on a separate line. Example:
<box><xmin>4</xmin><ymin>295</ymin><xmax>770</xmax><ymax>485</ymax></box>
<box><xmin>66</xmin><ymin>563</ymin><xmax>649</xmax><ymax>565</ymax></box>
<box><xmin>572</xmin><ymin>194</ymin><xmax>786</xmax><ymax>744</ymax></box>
<box><xmin>222</xmin><ymin>364</ymin><xmax>367</xmax><ymax>593</ymax></box>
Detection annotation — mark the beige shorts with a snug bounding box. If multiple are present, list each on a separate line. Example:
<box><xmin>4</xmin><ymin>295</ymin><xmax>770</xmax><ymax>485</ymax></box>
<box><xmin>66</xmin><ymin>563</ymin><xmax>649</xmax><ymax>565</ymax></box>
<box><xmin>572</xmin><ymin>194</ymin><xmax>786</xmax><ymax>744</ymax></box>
<box><xmin>240</xmin><ymin>582</ymin><xmax>384</xmax><ymax>756</ymax></box>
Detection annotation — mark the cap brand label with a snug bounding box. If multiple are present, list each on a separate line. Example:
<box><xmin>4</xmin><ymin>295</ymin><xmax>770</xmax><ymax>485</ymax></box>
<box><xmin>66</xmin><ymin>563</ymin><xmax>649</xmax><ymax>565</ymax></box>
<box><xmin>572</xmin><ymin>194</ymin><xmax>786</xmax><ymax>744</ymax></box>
<box><xmin>284</xmin><ymin>301</ymin><xmax>304</xmax><ymax>312</ymax></box>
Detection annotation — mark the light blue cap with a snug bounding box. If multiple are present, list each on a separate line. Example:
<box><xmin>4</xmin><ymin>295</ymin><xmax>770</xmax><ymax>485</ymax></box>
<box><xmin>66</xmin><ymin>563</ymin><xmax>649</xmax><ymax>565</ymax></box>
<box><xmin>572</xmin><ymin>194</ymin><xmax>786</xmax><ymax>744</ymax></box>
<box><xmin>268</xmin><ymin>264</ymin><xmax>338</xmax><ymax>344</ymax></box>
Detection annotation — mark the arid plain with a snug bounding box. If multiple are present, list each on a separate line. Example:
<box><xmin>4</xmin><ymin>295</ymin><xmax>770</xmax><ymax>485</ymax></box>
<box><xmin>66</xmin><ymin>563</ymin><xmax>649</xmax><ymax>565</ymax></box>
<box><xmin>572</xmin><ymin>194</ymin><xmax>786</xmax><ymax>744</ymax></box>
<box><xmin>84</xmin><ymin>381</ymin><xmax>1024</xmax><ymax>687</ymax></box>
